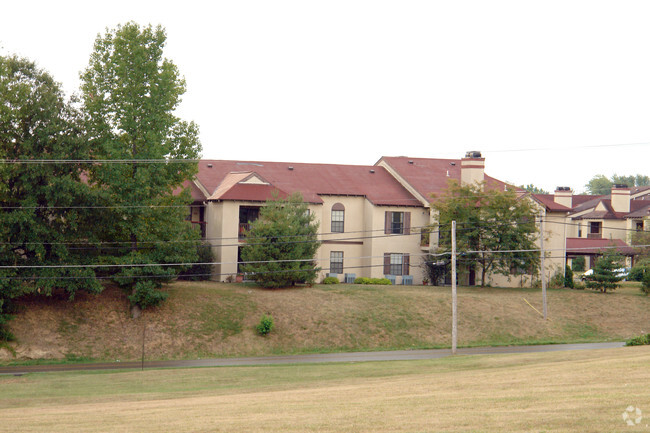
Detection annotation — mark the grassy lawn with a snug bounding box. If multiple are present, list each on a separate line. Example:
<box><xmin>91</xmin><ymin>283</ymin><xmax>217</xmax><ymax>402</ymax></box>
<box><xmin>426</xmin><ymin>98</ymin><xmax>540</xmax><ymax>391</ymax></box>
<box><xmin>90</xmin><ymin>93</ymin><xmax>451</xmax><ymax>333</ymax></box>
<box><xmin>3</xmin><ymin>281</ymin><xmax>649</xmax><ymax>363</ymax></box>
<box><xmin>2</xmin><ymin>346</ymin><xmax>650</xmax><ymax>432</ymax></box>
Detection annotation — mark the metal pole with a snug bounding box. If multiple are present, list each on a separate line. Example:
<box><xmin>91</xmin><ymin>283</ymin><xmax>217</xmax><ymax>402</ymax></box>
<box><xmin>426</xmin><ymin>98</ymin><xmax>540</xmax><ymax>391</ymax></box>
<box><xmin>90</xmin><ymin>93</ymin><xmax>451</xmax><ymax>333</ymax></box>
<box><xmin>451</xmin><ymin>220</ymin><xmax>457</xmax><ymax>354</ymax></box>
<box><xmin>540</xmin><ymin>216</ymin><xmax>547</xmax><ymax>320</ymax></box>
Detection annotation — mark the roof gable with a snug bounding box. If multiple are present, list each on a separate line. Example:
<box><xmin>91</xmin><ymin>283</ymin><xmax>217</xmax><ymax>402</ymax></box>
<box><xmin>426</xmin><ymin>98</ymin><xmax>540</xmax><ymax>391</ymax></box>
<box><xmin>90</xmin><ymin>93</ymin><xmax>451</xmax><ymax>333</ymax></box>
<box><xmin>195</xmin><ymin>160</ymin><xmax>422</xmax><ymax>206</ymax></box>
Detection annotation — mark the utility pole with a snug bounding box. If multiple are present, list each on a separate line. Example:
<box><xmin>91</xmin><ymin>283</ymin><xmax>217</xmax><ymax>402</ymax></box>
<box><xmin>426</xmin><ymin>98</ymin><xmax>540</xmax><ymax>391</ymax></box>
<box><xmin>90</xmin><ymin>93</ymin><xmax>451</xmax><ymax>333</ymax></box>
<box><xmin>540</xmin><ymin>216</ymin><xmax>547</xmax><ymax>320</ymax></box>
<box><xmin>451</xmin><ymin>220</ymin><xmax>457</xmax><ymax>354</ymax></box>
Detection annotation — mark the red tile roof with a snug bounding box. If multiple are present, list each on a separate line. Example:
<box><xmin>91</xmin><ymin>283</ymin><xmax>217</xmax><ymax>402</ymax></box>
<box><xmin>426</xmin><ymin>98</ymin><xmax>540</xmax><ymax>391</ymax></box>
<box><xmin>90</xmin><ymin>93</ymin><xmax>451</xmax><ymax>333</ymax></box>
<box><xmin>566</xmin><ymin>237</ymin><xmax>635</xmax><ymax>255</ymax></box>
<box><xmin>531</xmin><ymin>194</ymin><xmax>571</xmax><ymax>212</ymax></box>
<box><xmin>194</xmin><ymin>160</ymin><xmax>422</xmax><ymax>206</ymax></box>
<box><xmin>377</xmin><ymin>156</ymin><xmax>517</xmax><ymax>201</ymax></box>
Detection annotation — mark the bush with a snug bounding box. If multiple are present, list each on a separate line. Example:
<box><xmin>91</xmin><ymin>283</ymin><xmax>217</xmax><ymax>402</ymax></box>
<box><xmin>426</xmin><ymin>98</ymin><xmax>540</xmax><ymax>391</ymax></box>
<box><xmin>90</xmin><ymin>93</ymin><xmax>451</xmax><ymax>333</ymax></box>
<box><xmin>353</xmin><ymin>277</ymin><xmax>392</xmax><ymax>285</ymax></box>
<box><xmin>642</xmin><ymin>272</ymin><xmax>650</xmax><ymax>295</ymax></box>
<box><xmin>256</xmin><ymin>314</ymin><xmax>274</xmax><ymax>336</ymax></box>
<box><xmin>549</xmin><ymin>271</ymin><xmax>564</xmax><ymax>289</ymax></box>
<box><xmin>625</xmin><ymin>333</ymin><xmax>650</xmax><ymax>346</ymax></box>
<box><xmin>322</xmin><ymin>276</ymin><xmax>339</xmax><ymax>284</ymax></box>
<box><xmin>573</xmin><ymin>282</ymin><xmax>586</xmax><ymax>290</ymax></box>
<box><xmin>629</xmin><ymin>261</ymin><xmax>650</xmax><ymax>282</ymax></box>
<box><xmin>178</xmin><ymin>244</ymin><xmax>214</xmax><ymax>281</ymax></box>
<box><xmin>571</xmin><ymin>256</ymin><xmax>585</xmax><ymax>272</ymax></box>
<box><xmin>564</xmin><ymin>267</ymin><xmax>575</xmax><ymax>289</ymax></box>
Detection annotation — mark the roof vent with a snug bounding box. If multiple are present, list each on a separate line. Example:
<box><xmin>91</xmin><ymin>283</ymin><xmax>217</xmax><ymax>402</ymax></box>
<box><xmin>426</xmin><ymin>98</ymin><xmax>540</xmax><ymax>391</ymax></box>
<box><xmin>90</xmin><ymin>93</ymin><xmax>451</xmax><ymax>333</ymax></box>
<box><xmin>369</xmin><ymin>169</ymin><xmax>375</xmax><ymax>174</ymax></box>
<box><xmin>613</xmin><ymin>183</ymin><xmax>628</xmax><ymax>188</ymax></box>
<box><xmin>288</xmin><ymin>166</ymin><xmax>294</xmax><ymax>171</ymax></box>
<box><xmin>408</xmin><ymin>160</ymin><xmax>414</xmax><ymax>164</ymax></box>
<box><xmin>464</xmin><ymin>151</ymin><xmax>482</xmax><ymax>158</ymax></box>
<box><xmin>207</xmin><ymin>163</ymin><xmax>213</xmax><ymax>168</ymax></box>
<box><xmin>556</xmin><ymin>186</ymin><xmax>571</xmax><ymax>191</ymax></box>
<box><xmin>450</xmin><ymin>162</ymin><xmax>456</xmax><ymax>166</ymax></box>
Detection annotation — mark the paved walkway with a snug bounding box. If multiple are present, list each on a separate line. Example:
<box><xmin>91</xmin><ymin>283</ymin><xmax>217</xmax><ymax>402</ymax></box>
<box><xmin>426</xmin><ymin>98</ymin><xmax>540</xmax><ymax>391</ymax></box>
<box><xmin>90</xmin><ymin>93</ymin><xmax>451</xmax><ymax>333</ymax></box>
<box><xmin>0</xmin><ymin>342</ymin><xmax>625</xmax><ymax>374</ymax></box>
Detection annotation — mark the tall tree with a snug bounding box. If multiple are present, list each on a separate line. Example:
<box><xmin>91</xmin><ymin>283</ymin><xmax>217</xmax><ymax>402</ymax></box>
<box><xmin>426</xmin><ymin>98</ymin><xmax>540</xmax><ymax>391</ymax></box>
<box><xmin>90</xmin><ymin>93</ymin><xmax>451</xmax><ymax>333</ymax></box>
<box><xmin>0</xmin><ymin>56</ymin><xmax>101</xmax><ymax>339</ymax></box>
<box><xmin>521</xmin><ymin>184</ymin><xmax>549</xmax><ymax>195</ymax></box>
<box><xmin>80</xmin><ymin>23</ymin><xmax>201</xmax><ymax>315</ymax></box>
<box><xmin>240</xmin><ymin>193</ymin><xmax>321</xmax><ymax>288</ymax></box>
<box><xmin>432</xmin><ymin>181</ymin><xmax>539</xmax><ymax>286</ymax></box>
<box><xmin>585</xmin><ymin>173</ymin><xmax>650</xmax><ymax>194</ymax></box>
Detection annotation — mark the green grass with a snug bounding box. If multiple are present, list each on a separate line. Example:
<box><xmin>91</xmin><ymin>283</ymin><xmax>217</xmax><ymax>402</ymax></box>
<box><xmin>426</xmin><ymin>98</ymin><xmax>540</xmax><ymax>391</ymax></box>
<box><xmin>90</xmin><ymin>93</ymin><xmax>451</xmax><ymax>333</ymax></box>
<box><xmin>3</xmin><ymin>281</ymin><xmax>649</xmax><ymax>364</ymax></box>
<box><xmin>2</xmin><ymin>347</ymin><xmax>650</xmax><ymax>432</ymax></box>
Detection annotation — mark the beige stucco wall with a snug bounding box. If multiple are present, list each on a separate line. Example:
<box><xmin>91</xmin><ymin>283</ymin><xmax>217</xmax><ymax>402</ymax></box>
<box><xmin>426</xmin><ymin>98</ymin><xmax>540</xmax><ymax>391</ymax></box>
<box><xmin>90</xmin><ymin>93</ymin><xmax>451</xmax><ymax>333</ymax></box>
<box><xmin>205</xmin><ymin>197</ymin><xmax>430</xmax><ymax>284</ymax></box>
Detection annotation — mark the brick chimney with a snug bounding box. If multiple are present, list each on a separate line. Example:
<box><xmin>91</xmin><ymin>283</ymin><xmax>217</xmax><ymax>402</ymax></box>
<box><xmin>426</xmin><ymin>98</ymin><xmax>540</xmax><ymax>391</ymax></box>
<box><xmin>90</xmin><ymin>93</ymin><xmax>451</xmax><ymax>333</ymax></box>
<box><xmin>611</xmin><ymin>184</ymin><xmax>631</xmax><ymax>213</ymax></box>
<box><xmin>553</xmin><ymin>186</ymin><xmax>573</xmax><ymax>208</ymax></box>
<box><xmin>460</xmin><ymin>151</ymin><xmax>485</xmax><ymax>187</ymax></box>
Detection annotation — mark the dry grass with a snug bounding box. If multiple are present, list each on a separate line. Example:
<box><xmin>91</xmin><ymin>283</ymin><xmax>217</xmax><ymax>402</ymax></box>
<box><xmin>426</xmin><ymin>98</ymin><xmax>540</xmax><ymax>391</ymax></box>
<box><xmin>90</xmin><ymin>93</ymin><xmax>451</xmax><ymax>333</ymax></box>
<box><xmin>2</xmin><ymin>347</ymin><xmax>650</xmax><ymax>432</ymax></box>
<box><xmin>2</xmin><ymin>281</ymin><xmax>649</xmax><ymax>362</ymax></box>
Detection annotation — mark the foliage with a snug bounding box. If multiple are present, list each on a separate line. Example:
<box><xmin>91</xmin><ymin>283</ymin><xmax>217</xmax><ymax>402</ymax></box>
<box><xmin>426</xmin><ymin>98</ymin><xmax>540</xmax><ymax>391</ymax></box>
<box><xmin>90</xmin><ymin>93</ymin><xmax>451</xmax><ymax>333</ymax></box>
<box><xmin>80</xmin><ymin>23</ymin><xmax>201</xmax><ymax>311</ymax></box>
<box><xmin>240</xmin><ymin>193</ymin><xmax>321</xmax><ymax>288</ymax></box>
<box><xmin>642</xmin><ymin>272</ymin><xmax>650</xmax><ymax>295</ymax></box>
<box><xmin>322</xmin><ymin>276</ymin><xmax>339</xmax><ymax>284</ymax></box>
<box><xmin>628</xmin><ymin>258</ymin><xmax>649</xmax><ymax>282</ymax></box>
<box><xmin>354</xmin><ymin>277</ymin><xmax>392</xmax><ymax>285</ymax></box>
<box><xmin>521</xmin><ymin>184</ymin><xmax>549</xmax><ymax>194</ymax></box>
<box><xmin>625</xmin><ymin>333</ymin><xmax>650</xmax><ymax>346</ymax></box>
<box><xmin>631</xmin><ymin>230</ymin><xmax>650</xmax><ymax>260</ymax></box>
<box><xmin>549</xmin><ymin>271</ymin><xmax>565</xmax><ymax>289</ymax></box>
<box><xmin>431</xmin><ymin>180</ymin><xmax>540</xmax><ymax>287</ymax></box>
<box><xmin>584</xmin><ymin>249</ymin><xmax>624</xmax><ymax>293</ymax></box>
<box><xmin>0</xmin><ymin>55</ymin><xmax>103</xmax><ymax>338</ymax></box>
<box><xmin>564</xmin><ymin>267</ymin><xmax>575</xmax><ymax>289</ymax></box>
<box><xmin>585</xmin><ymin>173</ymin><xmax>650</xmax><ymax>195</ymax></box>
<box><xmin>178</xmin><ymin>244</ymin><xmax>215</xmax><ymax>281</ymax></box>
<box><xmin>256</xmin><ymin>314</ymin><xmax>274</xmax><ymax>336</ymax></box>
<box><xmin>424</xmin><ymin>256</ymin><xmax>450</xmax><ymax>286</ymax></box>
<box><xmin>571</xmin><ymin>256</ymin><xmax>586</xmax><ymax>272</ymax></box>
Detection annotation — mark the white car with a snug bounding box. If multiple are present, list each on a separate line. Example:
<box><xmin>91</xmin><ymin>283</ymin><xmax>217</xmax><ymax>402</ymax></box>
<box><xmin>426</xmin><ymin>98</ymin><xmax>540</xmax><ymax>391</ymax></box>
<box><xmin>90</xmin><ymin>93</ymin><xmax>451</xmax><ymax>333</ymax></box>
<box><xmin>581</xmin><ymin>268</ymin><xmax>629</xmax><ymax>281</ymax></box>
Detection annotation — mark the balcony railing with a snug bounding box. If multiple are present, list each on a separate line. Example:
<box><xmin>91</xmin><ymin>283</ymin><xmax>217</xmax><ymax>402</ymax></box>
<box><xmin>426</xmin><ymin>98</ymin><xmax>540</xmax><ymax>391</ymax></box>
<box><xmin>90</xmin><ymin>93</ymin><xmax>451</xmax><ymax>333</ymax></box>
<box><xmin>587</xmin><ymin>233</ymin><xmax>602</xmax><ymax>239</ymax></box>
<box><xmin>239</xmin><ymin>222</ymin><xmax>251</xmax><ymax>239</ymax></box>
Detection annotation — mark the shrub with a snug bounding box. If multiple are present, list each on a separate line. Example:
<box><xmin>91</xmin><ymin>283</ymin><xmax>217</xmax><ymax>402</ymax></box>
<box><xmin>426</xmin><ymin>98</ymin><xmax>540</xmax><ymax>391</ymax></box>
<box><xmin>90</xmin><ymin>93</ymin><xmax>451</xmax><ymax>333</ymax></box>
<box><xmin>322</xmin><ymin>276</ymin><xmax>339</xmax><ymax>284</ymax></box>
<box><xmin>178</xmin><ymin>244</ymin><xmax>214</xmax><ymax>281</ymax></box>
<box><xmin>629</xmin><ymin>260</ymin><xmax>649</xmax><ymax>282</ymax></box>
<box><xmin>256</xmin><ymin>314</ymin><xmax>274</xmax><ymax>336</ymax></box>
<box><xmin>564</xmin><ymin>267</ymin><xmax>575</xmax><ymax>289</ymax></box>
<box><xmin>642</xmin><ymin>272</ymin><xmax>650</xmax><ymax>295</ymax></box>
<box><xmin>625</xmin><ymin>333</ymin><xmax>650</xmax><ymax>346</ymax></box>
<box><xmin>353</xmin><ymin>277</ymin><xmax>391</xmax><ymax>285</ymax></box>
<box><xmin>549</xmin><ymin>271</ymin><xmax>564</xmax><ymax>289</ymax></box>
<box><xmin>571</xmin><ymin>256</ymin><xmax>585</xmax><ymax>272</ymax></box>
<box><xmin>573</xmin><ymin>282</ymin><xmax>586</xmax><ymax>290</ymax></box>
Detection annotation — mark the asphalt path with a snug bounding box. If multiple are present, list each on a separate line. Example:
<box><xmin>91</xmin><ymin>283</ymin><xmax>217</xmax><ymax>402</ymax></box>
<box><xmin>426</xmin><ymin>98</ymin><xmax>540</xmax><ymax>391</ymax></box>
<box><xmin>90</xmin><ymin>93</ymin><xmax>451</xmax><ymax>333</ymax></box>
<box><xmin>0</xmin><ymin>342</ymin><xmax>625</xmax><ymax>374</ymax></box>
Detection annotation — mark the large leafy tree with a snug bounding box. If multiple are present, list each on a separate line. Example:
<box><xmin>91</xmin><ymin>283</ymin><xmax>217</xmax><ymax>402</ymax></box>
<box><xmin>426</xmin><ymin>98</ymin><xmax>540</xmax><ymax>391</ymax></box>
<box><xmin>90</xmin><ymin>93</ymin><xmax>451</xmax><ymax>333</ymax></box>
<box><xmin>80</xmin><ymin>23</ymin><xmax>201</xmax><ymax>315</ymax></box>
<box><xmin>240</xmin><ymin>193</ymin><xmax>321</xmax><ymax>288</ymax></box>
<box><xmin>0</xmin><ymin>56</ymin><xmax>101</xmax><ymax>339</ymax></box>
<box><xmin>585</xmin><ymin>173</ymin><xmax>650</xmax><ymax>195</ymax></box>
<box><xmin>432</xmin><ymin>181</ymin><xmax>539</xmax><ymax>287</ymax></box>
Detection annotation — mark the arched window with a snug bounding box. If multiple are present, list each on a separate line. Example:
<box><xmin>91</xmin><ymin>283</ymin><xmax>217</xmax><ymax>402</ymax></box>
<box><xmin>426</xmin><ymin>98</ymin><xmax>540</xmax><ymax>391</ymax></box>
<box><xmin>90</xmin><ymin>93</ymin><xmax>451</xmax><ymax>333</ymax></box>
<box><xmin>331</xmin><ymin>203</ymin><xmax>345</xmax><ymax>233</ymax></box>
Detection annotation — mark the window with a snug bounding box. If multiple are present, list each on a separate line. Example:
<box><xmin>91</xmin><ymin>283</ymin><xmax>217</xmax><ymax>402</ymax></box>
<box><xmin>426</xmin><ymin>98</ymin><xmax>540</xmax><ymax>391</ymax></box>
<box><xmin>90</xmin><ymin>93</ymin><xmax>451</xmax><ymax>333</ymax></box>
<box><xmin>384</xmin><ymin>211</ymin><xmax>411</xmax><ymax>235</ymax></box>
<box><xmin>383</xmin><ymin>253</ymin><xmax>410</xmax><ymax>276</ymax></box>
<box><xmin>588</xmin><ymin>222</ymin><xmax>602</xmax><ymax>238</ymax></box>
<box><xmin>330</xmin><ymin>251</ymin><xmax>343</xmax><ymax>274</ymax></box>
<box><xmin>331</xmin><ymin>203</ymin><xmax>345</xmax><ymax>233</ymax></box>
<box><xmin>636</xmin><ymin>221</ymin><xmax>644</xmax><ymax>231</ymax></box>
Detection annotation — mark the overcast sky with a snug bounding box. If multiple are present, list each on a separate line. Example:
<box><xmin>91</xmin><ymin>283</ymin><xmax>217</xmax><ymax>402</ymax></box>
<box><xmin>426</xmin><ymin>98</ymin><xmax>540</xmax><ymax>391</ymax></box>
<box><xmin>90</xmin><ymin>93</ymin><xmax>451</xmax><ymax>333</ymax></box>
<box><xmin>1</xmin><ymin>0</ymin><xmax>649</xmax><ymax>194</ymax></box>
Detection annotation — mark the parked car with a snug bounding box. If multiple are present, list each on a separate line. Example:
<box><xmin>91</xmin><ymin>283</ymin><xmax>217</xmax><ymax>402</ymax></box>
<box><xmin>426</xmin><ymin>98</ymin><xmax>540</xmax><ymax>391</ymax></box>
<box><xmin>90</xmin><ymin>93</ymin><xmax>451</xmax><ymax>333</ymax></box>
<box><xmin>581</xmin><ymin>268</ymin><xmax>629</xmax><ymax>281</ymax></box>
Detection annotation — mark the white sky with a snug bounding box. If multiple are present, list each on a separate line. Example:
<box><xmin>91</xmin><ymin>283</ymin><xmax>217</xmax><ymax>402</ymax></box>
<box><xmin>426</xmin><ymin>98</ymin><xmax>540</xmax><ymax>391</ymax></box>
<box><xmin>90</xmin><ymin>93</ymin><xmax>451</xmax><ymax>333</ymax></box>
<box><xmin>1</xmin><ymin>0</ymin><xmax>649</xmax><ymax>194</ymax></box>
